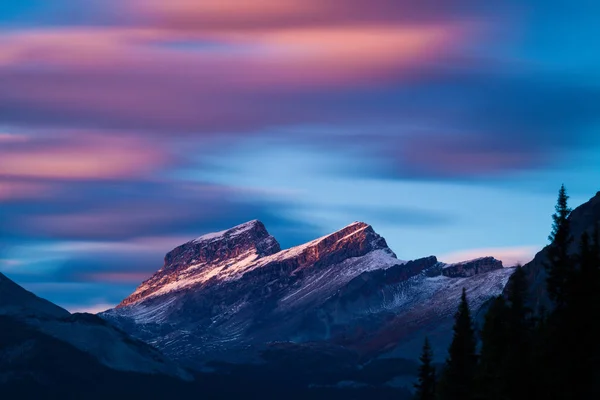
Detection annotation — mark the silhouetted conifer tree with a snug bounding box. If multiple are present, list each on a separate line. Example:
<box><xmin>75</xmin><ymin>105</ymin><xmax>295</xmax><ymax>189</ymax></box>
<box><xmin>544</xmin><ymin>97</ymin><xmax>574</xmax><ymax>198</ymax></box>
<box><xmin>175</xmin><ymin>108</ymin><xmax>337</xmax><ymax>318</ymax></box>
<box><xmin>414</xmin><ymin>337</ymin><xmax>436</xmax><ymax>400</ymax></box>
<box><xmin>503</xmin><ymin>266</ymin><xmax>533</xmax><ymax>400</ymax></box>
<box><xmin>438</xmin><ymin>288</ymin><xmax>477</xmax><ymax>400</ymax></box>
<box><xmin>477</xmin><ymin>296</ymin><xmax>508</xmax><ymax>400</ymax></box>
<box><xmin>541</xmin><ymin>185</ymin><xmax>576</xmax><ymax>398</ymax></box>
<box><xmin>545</xmin><ymin>184</ymin><xmax>573</xmax><ymax>308</ymax></box>
<box><xmin>565</xmin><ymin>231</ymin><xmax>600</xmax><ymax>398</ymax></box>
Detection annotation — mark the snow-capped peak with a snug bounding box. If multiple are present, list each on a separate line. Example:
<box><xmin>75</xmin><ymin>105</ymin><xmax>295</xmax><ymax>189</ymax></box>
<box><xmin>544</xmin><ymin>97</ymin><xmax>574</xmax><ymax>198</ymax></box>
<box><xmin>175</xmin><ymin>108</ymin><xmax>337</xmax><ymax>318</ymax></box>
<box><xmin>193</xmin><ymin>219</ymin><xmax>262</xmax><ymax>243</ymax></box>
<box><xmin>115</xmin><ymin>220</ymin><xmax>397</xmax><ymax>308</ymax></box>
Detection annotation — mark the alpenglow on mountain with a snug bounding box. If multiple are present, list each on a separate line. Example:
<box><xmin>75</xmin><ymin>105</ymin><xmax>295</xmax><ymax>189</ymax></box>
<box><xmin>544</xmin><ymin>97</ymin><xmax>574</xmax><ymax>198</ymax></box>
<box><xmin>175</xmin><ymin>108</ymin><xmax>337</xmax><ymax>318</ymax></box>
<box><xmin>102</xmin><ymin>220</ymin><xmax>514</xmax><ymax>367</ymax></box>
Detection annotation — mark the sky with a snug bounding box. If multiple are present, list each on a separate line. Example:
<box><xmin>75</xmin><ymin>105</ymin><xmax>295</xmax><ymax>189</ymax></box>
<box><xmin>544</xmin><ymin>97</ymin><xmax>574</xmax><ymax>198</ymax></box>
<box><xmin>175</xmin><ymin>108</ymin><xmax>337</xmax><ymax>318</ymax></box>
<box><xmin>1</xmin><ymin>1</ymin><xmax>599</xmax><ymax>313</ymax></box>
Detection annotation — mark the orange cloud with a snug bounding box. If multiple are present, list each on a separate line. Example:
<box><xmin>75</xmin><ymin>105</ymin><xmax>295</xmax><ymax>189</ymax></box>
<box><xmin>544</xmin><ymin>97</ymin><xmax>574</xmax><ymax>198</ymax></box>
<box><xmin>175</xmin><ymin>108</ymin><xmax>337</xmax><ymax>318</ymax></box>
<box><xmin>0</xmin><ymin>10</ymin><xmax>478</xmax><ymax>134</ymax></box>
<box><xmin>137</xmin><ymin>0</ymin><xmax>314</xmax><ymax>21</ymax></box>
<box><xmin>0</xmin><ymin>23</ymin><xmax>469</xmax><ymax>94</ymax></box>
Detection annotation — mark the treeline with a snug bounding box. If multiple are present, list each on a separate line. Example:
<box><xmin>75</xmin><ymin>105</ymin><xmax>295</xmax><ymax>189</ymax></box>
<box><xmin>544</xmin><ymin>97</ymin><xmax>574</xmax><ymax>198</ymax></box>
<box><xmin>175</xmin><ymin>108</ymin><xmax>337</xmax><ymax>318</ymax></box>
<box><xmin>414</xmin><ymin>185</ymin><xmax>600</xmax><ymax>400</ymax></box>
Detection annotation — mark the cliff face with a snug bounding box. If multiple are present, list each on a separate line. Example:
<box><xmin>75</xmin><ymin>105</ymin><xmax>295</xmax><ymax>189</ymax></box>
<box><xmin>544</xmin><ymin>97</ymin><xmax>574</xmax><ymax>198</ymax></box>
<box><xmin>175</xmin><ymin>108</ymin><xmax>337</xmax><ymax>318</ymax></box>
<box><xmin>117</xmin><ymin>220</ymin><xmax>280</xmax><ymax>307</ymax></box>
<box><xmin>441</xmin><ymin>257</ymin><xmax>503</xmax><ymax>278</ymax></box>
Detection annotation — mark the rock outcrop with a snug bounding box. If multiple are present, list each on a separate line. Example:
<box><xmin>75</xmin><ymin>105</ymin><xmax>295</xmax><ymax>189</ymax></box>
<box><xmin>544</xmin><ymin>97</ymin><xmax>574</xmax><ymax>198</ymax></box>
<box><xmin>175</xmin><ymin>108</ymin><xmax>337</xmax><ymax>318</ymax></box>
<box><xmin>118</xmin><ymin>220</ymin><xmax>280</xmax><ymax>307</ymax></box>
<box><xmin>441</xmin><ymin>257</ymin><xmax>503</xmax><ymax>278</ymax></box>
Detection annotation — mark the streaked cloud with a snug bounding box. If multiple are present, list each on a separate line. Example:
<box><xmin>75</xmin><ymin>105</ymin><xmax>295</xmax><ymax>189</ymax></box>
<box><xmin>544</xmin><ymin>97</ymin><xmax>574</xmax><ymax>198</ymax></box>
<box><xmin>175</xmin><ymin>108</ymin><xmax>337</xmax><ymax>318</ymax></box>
<box><xmin>0</xmin><ymin>132</ymin><xmax>169</xmax><ymax>179</ymax></box>
<box><xmin>0</xmin><ymin>180</ymin><xmax>55</xmax><ymax>200</ymax></box>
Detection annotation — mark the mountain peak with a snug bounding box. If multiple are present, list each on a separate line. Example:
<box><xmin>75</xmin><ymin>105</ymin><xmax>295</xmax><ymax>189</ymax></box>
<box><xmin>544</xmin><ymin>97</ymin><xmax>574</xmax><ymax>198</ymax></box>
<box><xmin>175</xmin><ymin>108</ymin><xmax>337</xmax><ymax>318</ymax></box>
<box><xmin>117</xmin><ymin>220</ymin><xmax>280</xmax><ymax>307</ymax></box>
<box><xmin>115</xmin><ymin>220</ymin><xmax>396</xmax><ymax>308</ymax></box>
<box><xmin>164</xmin><ymin>219</ymin><xmax>280</xmax><ymax>271</ymax></box>
<box><xmin>192</xmin><ymin>219</ymin><xmax>264</xmax><ymax>243</ymax></box>
<box><xmin>262</xmin><ymin>220</ymin><xmax>394</xmax><ymax>264</ymax></box>
<box><xmin>342</xmin><ymin>221</ymin><xmax>369</xmax><ymax>230</ymax></box>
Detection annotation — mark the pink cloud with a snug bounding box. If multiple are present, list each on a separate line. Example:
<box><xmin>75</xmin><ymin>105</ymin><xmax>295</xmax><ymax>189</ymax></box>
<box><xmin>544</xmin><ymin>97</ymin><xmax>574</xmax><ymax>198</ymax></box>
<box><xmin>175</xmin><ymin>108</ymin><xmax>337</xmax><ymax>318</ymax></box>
<box><xmin>66</xmin><ymin>303</ymin><xmax>115</xmax><ymax>314</ymax></box>
<box><xmin>131</xmin><ymin>0</ymin><xmax>485</xmax><ymax>32</ymax></box>
<box><xmin>0</xmin><ymin>132</ymin><xmax>170</xmax><ymax>180</ymax></box>
<box><xmin>134</xmin><ymin>0</ymin><xmax>317</xmax><ymax>29</ymax></box>
<box><xmin>0</xmin><ymin>180</ymin><xmax>55</xmax><ymax>200</ymax></box>
<box><xmin>0</xmin><ymin>19</ymin><xmax>474</xmax><ymax>133</ymax></box>
<box><xmin>439</xmin><ymin>245</ymin><xmax>538</xmax><ymax>267</ymax></box>
<box><xmin>0</xmin><ymin>24</ymin><xmax>469</xmax><ymax>85</ymax></box>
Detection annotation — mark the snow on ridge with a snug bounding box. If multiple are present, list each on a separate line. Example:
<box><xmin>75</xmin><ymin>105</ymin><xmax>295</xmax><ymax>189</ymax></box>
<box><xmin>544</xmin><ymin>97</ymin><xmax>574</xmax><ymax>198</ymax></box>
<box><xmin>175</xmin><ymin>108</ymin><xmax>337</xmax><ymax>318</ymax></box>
<box><xmin>129</xmin><ymin>249</ymin><xmax>262</xmax><ymax>302</ymax></box>
<box><xmin>277</xmin><ymin>248</ymin><xmax>401</xmax><ymax>309</ymax></box>
<box><xmin>269</xmin><ymin>221</ymin><xmax>371</xmax><ymax>256</ymax></box>
<box><xmin>193</xmin><ymin>219</ymin><xmax>261</xmax><ymax>243</ymax></box>
<box><xmin>343</xmin><ymin>221</ymin><xmax>369</xmax><ymax>229</ymax></box>
<box><xmin>123</xmin><ymin>220</ymin><xmax>393</xmax><ymax>306</ymax></box>
<box><xmin>129</xmin><ymin>222</ymin><xmax>391</xmax><ymax>304</ymax></box>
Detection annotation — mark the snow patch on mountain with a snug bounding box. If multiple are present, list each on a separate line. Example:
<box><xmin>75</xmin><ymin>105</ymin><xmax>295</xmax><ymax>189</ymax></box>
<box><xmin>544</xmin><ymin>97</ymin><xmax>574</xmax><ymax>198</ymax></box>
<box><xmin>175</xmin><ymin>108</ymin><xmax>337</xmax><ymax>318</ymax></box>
<box><xmin>193</xmin><ymin>219</ymin><xmax>260</xmax><ymax>243</ymax></box>
<box><xmin>278</xmin><ymin>248</ymin><xmax>402</xmax><ymax>310</ymax></box>
<box><xmin>132</xmin><ymin>250</ymin><xmax>261</xmax><ymax>301</ymax></box>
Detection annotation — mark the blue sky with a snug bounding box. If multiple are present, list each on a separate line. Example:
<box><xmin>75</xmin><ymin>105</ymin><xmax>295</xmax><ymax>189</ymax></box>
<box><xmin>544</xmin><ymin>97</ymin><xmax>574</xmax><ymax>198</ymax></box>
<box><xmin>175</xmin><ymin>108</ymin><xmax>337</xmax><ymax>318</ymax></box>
<box><xmin>1</xmin><ymin>0</ymin><xmax>599</xmax><ymax>312</ymax></box>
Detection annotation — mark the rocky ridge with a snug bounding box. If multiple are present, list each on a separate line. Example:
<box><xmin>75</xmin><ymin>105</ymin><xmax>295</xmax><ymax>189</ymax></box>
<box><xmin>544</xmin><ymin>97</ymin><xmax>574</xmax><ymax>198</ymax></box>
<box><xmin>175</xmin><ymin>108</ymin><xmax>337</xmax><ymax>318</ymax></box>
<box><xmin>103</xmin><ymin>220</ymin><xmax>512</xmax><ymax>366</ymax></box>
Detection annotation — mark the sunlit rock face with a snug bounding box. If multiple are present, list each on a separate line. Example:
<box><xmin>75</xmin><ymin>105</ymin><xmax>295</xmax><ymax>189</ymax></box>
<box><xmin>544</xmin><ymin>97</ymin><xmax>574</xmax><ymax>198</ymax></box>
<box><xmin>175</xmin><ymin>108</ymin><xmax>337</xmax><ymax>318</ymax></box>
<box><xmin>102</xmin><ymin>220</ymin><xmax>513</xmax><ymax>367</ymax></box>
<box><xmin>117</xmin><ymin>220</ymin><xmax>281</xmax><ymax>307</ymax></box>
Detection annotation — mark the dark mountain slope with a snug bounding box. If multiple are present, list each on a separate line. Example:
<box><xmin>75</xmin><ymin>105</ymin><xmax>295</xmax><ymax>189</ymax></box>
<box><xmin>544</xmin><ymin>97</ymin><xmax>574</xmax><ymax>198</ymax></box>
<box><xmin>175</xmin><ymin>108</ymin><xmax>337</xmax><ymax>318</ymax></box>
<box><xmin>505</xmin><ymin>191</ymin><xmax>600</xmax><ymax>310</ymax></box>
<box><xmin>0</xmin><ymin>272</ymin><xmax>189</xmax><ymax>379</ymax></box>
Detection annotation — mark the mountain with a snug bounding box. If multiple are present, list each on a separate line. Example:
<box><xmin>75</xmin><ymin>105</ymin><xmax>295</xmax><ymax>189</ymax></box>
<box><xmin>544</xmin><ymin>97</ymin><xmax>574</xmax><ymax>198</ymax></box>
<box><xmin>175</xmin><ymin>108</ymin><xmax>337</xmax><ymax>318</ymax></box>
<box><xmin>0</xmin><ymin>272</ymin><xmax>70</xmax><ymax>319</ymax></box>
<box><xmin>0</xmin><ymin>272</ymin><xmax>190</xmax><ymax>380</ymax></box>
<box><xmin>506</xmin><ymin>191</ymin><xmax>600</xmax><ymax>311</ymax></box>
<box><xmin>298</xmin><ymin>256</ymin><xmax>512</xmax><ymax>362</ymax></box>
<box><xmin>103</xmin><ymin>220</ymin><xmax>514</xmax><ymax>367</ymax></box>
<box><xmin>0</xmin><ymin>315</ymin><xmax>201</xmax><ymax>398</ymax></box>
<box><xmin>0</xmin><ymin>273</ymin><xmax>414</xmax><ymax>399</ymax></box>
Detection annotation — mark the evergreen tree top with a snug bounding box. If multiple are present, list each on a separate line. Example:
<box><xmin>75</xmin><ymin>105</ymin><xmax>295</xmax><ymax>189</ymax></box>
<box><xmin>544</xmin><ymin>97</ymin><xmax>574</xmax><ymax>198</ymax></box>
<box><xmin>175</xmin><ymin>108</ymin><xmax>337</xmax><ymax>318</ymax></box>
<box><xmin>549</xmin><ymin>184</ymin><xmax>572</xmax><ymax>244</ymax></box>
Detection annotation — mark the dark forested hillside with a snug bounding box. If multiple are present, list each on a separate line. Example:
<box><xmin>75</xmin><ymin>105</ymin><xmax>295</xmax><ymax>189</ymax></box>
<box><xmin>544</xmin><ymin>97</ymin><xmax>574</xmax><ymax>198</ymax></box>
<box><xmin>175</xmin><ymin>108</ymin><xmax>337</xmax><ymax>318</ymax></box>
<box><xmin>420</xmin><ymin>186</ymin><xmax>600</xmax><ymax>400</ymax></box>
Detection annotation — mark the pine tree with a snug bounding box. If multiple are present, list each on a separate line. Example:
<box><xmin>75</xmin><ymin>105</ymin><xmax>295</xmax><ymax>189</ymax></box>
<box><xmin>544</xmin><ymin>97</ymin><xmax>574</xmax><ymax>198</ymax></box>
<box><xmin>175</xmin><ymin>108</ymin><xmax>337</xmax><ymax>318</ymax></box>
<box><xmin>591</xmin><ymin>224</ymin><xmax>600</xmax><ymax>397</ymax></box>
<box><xmin>592</xmin><ymin>223</ymin><xmax>600</xmax><ymax>261</ymax></box>
<box><xmin>477</xmin><ymin>296</ymin><xmax>508</xmax><ymax>400</ymax></box>
<box><xmin>530</xmin><ymin>304</ymin><xmax>551</xmax><ymax>399</ymax></box>
<box><xmin>438</xmin><ymin>288</ymin><xmax>477</xmax><ymax>400</ymax></box>
<box><xmin>542</xmin><ymin>187</ymin><xmax>598</xmax><ymax>399</ymax></box>
<box><xmin>414</xmin><ymin>337</ymin><xmax>436</xmax><ymax>400</ymax></box>
<box><xmin>545</xmin><ymin>184</ymin><xmax>573</xmax><ymax>308</ymax></box>
<box><xmin>541</xmin><ymin>186</ymin><xmax>575</xmax><ymax>398</ymax></box>
<box><xmin>566</xmin><ymin>231</ymin><xmax>600</xmax><ymax>398</ymax></box>
<box><xmin>504</xmin><ymin>266</ymin><xmax>533</xmax><ymax>400</ymax></box>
